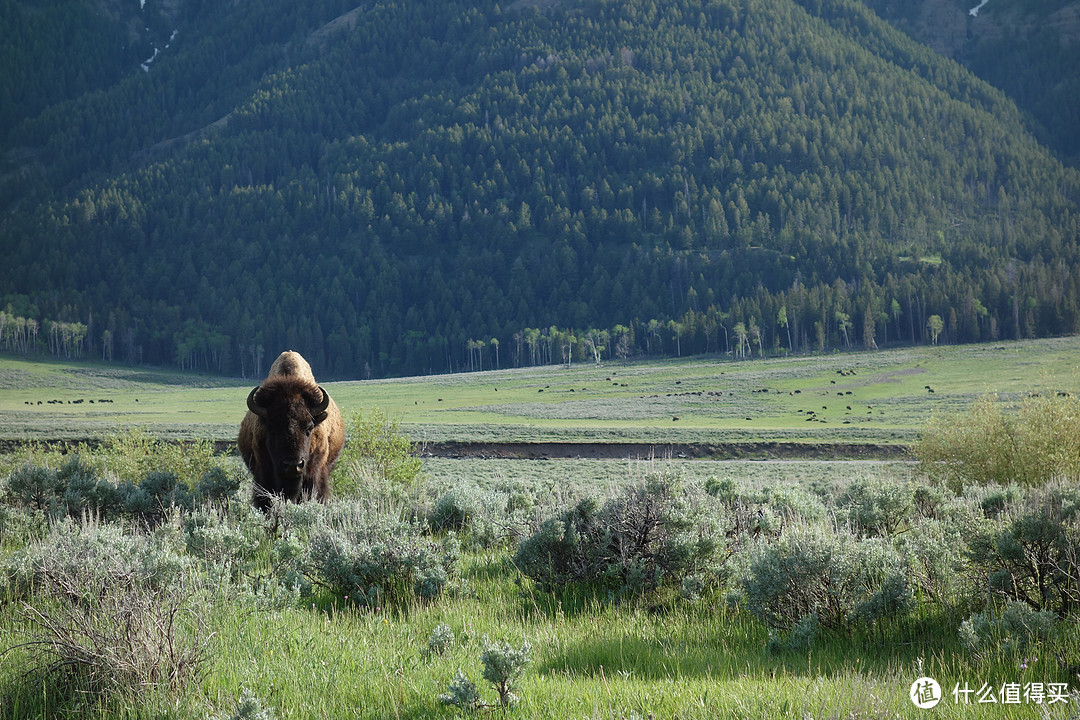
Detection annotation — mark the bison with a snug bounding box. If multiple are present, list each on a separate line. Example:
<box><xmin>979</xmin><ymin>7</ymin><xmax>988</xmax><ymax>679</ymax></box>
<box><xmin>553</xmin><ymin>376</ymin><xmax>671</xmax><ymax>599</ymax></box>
<box><xmin>238</xmin><ymin>351</ymin><xmax>345</xmax><ymax>511</ymax></box>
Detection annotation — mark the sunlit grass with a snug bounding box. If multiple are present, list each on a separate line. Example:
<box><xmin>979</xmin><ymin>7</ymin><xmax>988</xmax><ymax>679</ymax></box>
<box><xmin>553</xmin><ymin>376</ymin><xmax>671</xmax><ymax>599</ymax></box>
<box><xmin>2</xmin><ymin>337</ymin><xmax>1079</xmax><ymax>444</ymax></box>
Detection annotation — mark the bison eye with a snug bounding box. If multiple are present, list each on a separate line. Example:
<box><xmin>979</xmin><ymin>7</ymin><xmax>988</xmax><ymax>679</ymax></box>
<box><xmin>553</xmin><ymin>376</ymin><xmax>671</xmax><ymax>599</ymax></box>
<box><xmin>305</xmin><ymin>421</ymin><xmax>315</xmax><ymax>435</ymax></box>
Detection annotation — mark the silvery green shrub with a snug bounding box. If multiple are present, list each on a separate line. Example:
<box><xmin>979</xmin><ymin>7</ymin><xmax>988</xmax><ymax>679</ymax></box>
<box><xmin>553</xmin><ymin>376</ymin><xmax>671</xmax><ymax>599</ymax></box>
<box><xmin>6</xmin><ymin>463</ymin><xmax>63</xmax><ymax>512</ymax></box>
<box><xmin>195</xmin><ymin>466</ymin><xmax>242</xmax><ymax>507</ymax></box>
<box><xmin>768</xmin><ymin>613</ymin><xmax>820</xmax><ymax>653</ymax></box>
<box><xmin>3</xmin><ymin>519</ymin><xmax>191</xmax><ymax>601</ymax></box>
<box><xmin>480</xmin><ymin>636</ymin><xmax>532</xmax><ymax>707</ymax></box>
<box><xmin>965</xmin><ymin>490</ymin><xmax>1080</xmax><ymax>615</ymax></box>
<box><xmin>0</xmin><ymin>504</ymin><xmax>48</xmax><ymax>548</ymax></box>
<box><xmin>513</xmin><ymin>473</ymin><xmax>723</xmax><ymax>598</ymax></box>
<box><xmin>840</xmin><ymin>477</ymin><xmax>915</xmax><ymax>537</ymax></box>
<box><xmin>184</xmin><ymin>507</ymin><xmax>263</xmax><ymax>582</ymax></box>
<box><xmin>439</xmin><ymin>637</ymin><xmax>532</xmax><ymax>710</ymax></box>
<box><xmin>893</xmin><ymin>517</ymin><xmax>972</xmax><ymax>608</ymax></box>
<box><xmin>426</xmin><ymin>480</ymin><xmax>534</xmax><ymax>549</ymax></box>
<box><xmin>303</xmin><ymin>501</ymin><xmax>459</xmax><ymax>605</ymax></box>
<box><xmin>429</xmin><ymin>486</ymin><xmax>479</xmax><ymax>533</ymax></box>
<box><xmin>428</xmin><ymin>623</ymin><xmax>455</xmax><ymax>655</ymax></box>
<box><xmin>3</xmin><ymin>521</ymin><xmax>209</xmax><ymax>700</ymax></box>
<box><xmin>438</xmin><ymin>670</ymin><xmax>481</xmax><ymax>710</ymax></box>
<box><xmin>5</xmin><ymin>456</ymin><xmax>236</xmax><ymax>528</ymax></box>
<box><xmin>959</xmin><ymin>600</ymin><xmax>1058</xmax><ymax>657</ymax></box>
<box><xmin>212</xmin><ymin>694</ymin><xmax>278</xmax><ymax>720</ymax></box>
<box><xmin>740</xmin><ymin>523</ymin><xmax>912</xmax><ymax>639</ymax></box>
<box><xmin>756</xmin><ymin>483</ymin><xmax>829</xmax><ymax>523</ymax></box>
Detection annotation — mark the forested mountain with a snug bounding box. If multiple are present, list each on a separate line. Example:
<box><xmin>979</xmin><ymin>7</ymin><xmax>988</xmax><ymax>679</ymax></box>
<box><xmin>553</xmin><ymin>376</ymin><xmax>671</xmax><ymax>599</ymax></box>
<box><xmin>2</xmin><ymin>0</ymin><xmax>1079</xmax><ymax>379</ymax></box>
<box><xmin>861</xmin><ymin>0</ymin><xmax>1080</xmax><ymax>166</ymax></box>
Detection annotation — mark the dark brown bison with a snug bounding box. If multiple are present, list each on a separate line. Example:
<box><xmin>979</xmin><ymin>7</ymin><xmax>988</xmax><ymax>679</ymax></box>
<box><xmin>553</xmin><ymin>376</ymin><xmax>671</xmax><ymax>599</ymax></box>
<box><xmin>238</xmin><ymin>351</ymin><xmax>345</xmax><ymax>511</ymax></box>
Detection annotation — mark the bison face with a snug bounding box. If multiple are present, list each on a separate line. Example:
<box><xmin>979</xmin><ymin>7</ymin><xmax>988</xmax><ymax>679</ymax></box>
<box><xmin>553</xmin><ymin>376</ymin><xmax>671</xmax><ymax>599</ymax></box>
<box><xmin>246</xmin><ymin>382</ymin><xmax>331</xmax><ymax>489</ymax></box>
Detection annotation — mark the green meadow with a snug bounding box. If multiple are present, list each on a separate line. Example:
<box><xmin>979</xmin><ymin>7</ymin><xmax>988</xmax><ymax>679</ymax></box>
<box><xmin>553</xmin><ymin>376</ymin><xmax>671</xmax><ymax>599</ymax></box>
<box><xmin>0</xmin><ymin>339</ymin><xmax>1078</xmax><ymax>719</ymax></box>
<box><xmin>2</xmin><ymin>336</ymin><xmax>1078</xmax><ymax>445</ymax></box>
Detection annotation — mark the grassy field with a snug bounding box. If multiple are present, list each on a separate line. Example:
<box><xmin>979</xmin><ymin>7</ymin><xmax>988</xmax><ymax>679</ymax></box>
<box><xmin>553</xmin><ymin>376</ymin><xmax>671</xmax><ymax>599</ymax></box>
<box><xmin>0</xmin><ymin>340</ymin><xmax>1078</xmax><ymax>719</ymax></box>
<box><xmin>2</xmin><ymin>336</ymin><xmax>1079</xmax><ymax>444</ymax></box>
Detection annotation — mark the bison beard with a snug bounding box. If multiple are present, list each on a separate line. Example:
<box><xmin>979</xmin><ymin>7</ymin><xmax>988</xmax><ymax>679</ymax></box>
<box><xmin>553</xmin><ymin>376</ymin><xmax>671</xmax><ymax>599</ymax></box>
<box><xmin>238</xmin><ymin>370</ymin><xmax>344</xmax><ymax>512</ymax></box>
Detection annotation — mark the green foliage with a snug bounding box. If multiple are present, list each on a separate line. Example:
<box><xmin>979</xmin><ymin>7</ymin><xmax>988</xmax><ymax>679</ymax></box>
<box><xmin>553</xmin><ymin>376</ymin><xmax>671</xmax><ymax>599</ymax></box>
<box><xmin>212</xmin><ymin>694</ymin><xmax>279</xmax><ymax>720</ymax></box>
<box><xmin>94</xmin><ymin>428</ymin><xmax>220</xmax><ymax>488</ymax></box>
<box><xmin>439</xmin><ymin>637</ymin><xmax>532</xmax><ymax>710</ymax></box>
<box><xmin>480</xmin><ymin>637</ymin><xmax>532</xmax><ymax>708</ymax></box>
<box><xmin>438</xmin><ymin>670</ymin><xmax>482</xmax><ymax>711</ymax></box>
<box><xmin>740</xmin><ymin>524</ymin><xmax>912</xmax><ymax>642</ymax></box>
<box><xmin>184</xmin><ymin>507</ymin><xmax>266</xmax><ymax>583</ymax></box>
<box><xmin>964</xmin><ymin>485</ymin><xmax>1080</xmax><ymax>616</ymax></box>
<box><xmin>840</xmin><ymin>476</ymin><xmax>915</xmax><ymax>537</ymax></box>
<box><xmin>1</xmin><ymin>523</ymin><xmax>211</xmax><ymax>706</ymax></box>
<box><xmin>893</xmin><ymin>516</ymin><xmax>972</xmax><ymax>608</ymax></box>
<box><xmin>959</xmin><ymin>601</ymin><xmax>1059</xmax><ymax>659</ymax></box>
<box><xmin>302</xmin><ymin>501</ymin><xmax>459</xmax><ymax>605</ymax></box>
<box><xmin>5</xmin><ymin>463</ymin><xmax>64</xmax><ymax>512</ymax></box>
<box><xmin>915</xmin><ymin>394</ymin><xmax>1080</xmax><ymax>490</ymax></box>
<box><xmin>513</xmin><ymin>473</ymin><xmax>722</xmax><ymax>598</ymax></box>
<box><xmin>1</xmin><ymin>450</ymin><xmax>240</xmax><ymax>526</ymax></box>
<box><xmin>333</xmin><ymin>409</ymin><xmax>422</xmax><ymax>498</ymax></box>
<box><xmin>0</xmin><ymin>435</ymin><xmax>1078</xmax><ymax>717</ymax></box>
<box><xmin>195</xmin><ymin>466</ymin><xmax>243</xmax><ymax>508</ymax></box>
<box><xmin>427</xmin><ymin>623</ymin><xmax>455</xmax><ymax>656</ymax></box>
<box><xmin>429</xmin><ymin>487</ymin><xmax>478</xmax><ymax>534</ymax></box>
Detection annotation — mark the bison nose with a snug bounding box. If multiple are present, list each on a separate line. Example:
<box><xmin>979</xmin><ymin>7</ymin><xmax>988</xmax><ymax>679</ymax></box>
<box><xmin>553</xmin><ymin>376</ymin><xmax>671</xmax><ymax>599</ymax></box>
<box><xmin>280</xmin><ymin>458</ymin><xmax>305</xmax><ymax>472</ymax></box>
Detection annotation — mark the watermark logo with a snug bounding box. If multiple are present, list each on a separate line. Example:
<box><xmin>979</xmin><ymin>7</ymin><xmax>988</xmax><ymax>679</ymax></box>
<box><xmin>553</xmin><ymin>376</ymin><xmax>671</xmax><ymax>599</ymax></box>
<box><xmin>910</xmin><ymin>677</ymin><xmax>942</xmax><ymax>709</ymax></box>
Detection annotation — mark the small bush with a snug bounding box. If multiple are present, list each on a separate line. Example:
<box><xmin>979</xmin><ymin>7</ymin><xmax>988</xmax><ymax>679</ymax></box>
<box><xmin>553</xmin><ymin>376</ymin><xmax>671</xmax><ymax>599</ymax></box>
<box><xmin>480</xmin><ymin>637</ymin><xmax>532</xmax><ymax>708</ymax></box>
<box><xmin>2</xmin><ymin>523</ymin><xmax>210</xmax><ymax>702</ymax></box>
<box><xmin>965</xmin><ymin>487</ymin><xmax>1080</xmax><ymax>615</ymax></box>
<box><xmin>0</xmin><ymin>504</ymin><xmax>48</xmax><ymax>547</ymax></box>
<box><xmin>740</xmin><ymin>523</ymin><xmax>912</xmax><ymax>639</ymax></box>
<box><xmin>195</xmin><ymin>466</ymin><xmax>242</xmax><ymax>506</ymax></box>
<box><xmin>513</xmin><ymin>473</ymin><xmax>723</xmax><ymax>598</ymax></box>
<box><xmin>978</xmin><ymin>485</ymin><xmax>1022</xmax><ymax>518</ymax></box>
<box><xmin>840</xmin><ymin>477</ymin><xmax>914</xmax><ymax>537</ymax></box>
<box><xmin>438</xmin><ymin>670</ymin><xmax>482</xmax><ymax>710</ymax></box>
<box><xmin>332</xmin><ymin>408</ymin><xmax>422</xmax><ymax>498</ymax></box>
<box><xmin>438</xmin><ymin>637</ymin><xmax>531</xmax><ymax>710</ymax></box>
<box><xmin>302</xmin><ymin>502</ymin><xmax>459</xmax><ymax>605</ymax></box>
<box><xmin>894</xmin><ymin>517</ymin><xmax>972</xmax><ymax>608</ymax></box>
<box><xmin>94</xmin><ymin>428</ymin><xmax>218</xmax><ymax>487</ymax></box>
<box><xmin>184</xmin><ymin>507</ymin><xmax>264</xmax><ymax>582</ymax></box>
<box><xmin>213</xmin><ymin>693</ymin><xmax>279</xmax><ymax>720</ymax></box>
<box><xmin>915</xmin><ymin>394</ymin><xmax>1080</xmax><ymax>490</ymax></box>
<box><xmin>6</xmin><ymin>463</ymin><xmax>64</xmax><ymax>512</ymax></box>
<box><xmin>3</xmin><ymin>451</ymin><xmax>235</xmax><ymax>528</ymax></box>
<box><xmin>427</xmin><ymin>624</ymin><xmax>455</xmax><ymax>656</ymax></box>
<box><xmin>429</xmin><ymin>487</ymin><xmax>478</xmax><ymax>534</ymax></box>
<box><xmin>959</xmin><ymin>600</ymin><xmax>1058</xmax><ymax>658</ymax></box>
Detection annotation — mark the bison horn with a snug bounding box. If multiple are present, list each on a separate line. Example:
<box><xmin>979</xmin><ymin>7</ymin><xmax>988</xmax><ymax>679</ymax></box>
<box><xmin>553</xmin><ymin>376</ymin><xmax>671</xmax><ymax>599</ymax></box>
<box><xmin>312</xmin><ymin>386</ymin><xmax>331</xmax><ymax>413</ymax></box>
<box><xmin>246</xmin><ymin>386</ymin><xmax>268</xmax><ymax>418</ymax></box>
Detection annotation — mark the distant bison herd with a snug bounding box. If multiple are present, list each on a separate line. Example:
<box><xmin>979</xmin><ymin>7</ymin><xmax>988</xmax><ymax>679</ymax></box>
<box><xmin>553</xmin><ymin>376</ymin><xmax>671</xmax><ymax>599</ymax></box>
<box><xmin>24</xmin><ymin>398</ymin><xmax>117</xmax><ymax>405</ymax></box>
<box><xmin>238</xmin><ymin>351</ymin><xmax>345</xmax><ymax>511</ymax></box>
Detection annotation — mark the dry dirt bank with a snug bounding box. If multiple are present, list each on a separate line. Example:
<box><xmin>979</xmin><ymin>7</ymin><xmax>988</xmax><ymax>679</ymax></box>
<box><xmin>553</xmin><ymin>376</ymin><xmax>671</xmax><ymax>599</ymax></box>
<box><xmin>1</xmin><ymin>439</ymin><xmax>910</xmax><ymax>461</ymax></box>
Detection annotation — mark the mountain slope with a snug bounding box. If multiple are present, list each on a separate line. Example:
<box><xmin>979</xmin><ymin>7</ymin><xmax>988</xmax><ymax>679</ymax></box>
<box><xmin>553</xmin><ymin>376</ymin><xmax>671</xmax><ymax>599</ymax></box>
<box><xmin>860</xmin><ymin>0</ymin><xmax>1080</xmax><ymax>165</ymax></box>
<box><xmin>1</xmin><ymin>0</ymin><xmax>1078</xmax><ymax>378</ymax></box>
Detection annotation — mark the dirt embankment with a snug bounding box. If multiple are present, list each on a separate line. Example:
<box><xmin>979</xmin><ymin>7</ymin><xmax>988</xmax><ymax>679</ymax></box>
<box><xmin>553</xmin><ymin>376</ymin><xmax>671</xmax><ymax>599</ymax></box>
<box><xmin>419</xmin><ymin>441</ymin><xmax>910</xmax><ymax>461</ymax></box>
<box><xmin>0</xmin><ymin>439</ymin><xmax>910</xmax><ymax>461</ymax></box>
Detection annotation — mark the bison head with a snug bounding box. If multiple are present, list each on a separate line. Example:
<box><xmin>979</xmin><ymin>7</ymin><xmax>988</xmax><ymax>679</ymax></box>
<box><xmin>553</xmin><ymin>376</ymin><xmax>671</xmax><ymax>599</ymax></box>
<box><xmin>246</xmin><ymin>379</ymin><xmax>331</xmax><ymax>486</ymax></box>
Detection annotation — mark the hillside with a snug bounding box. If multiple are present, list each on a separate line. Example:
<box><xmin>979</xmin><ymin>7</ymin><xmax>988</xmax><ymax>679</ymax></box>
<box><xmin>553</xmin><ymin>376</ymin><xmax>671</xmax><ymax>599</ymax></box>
<box><xmin>1</xmin><ymin>0</ymin><xmax>1079</xmax><ymax>379</ymax></box>
<box><xmin>861</xmin><ymin>0</ymin><xmax>1080</xmax><ymax>165</ymax></box>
